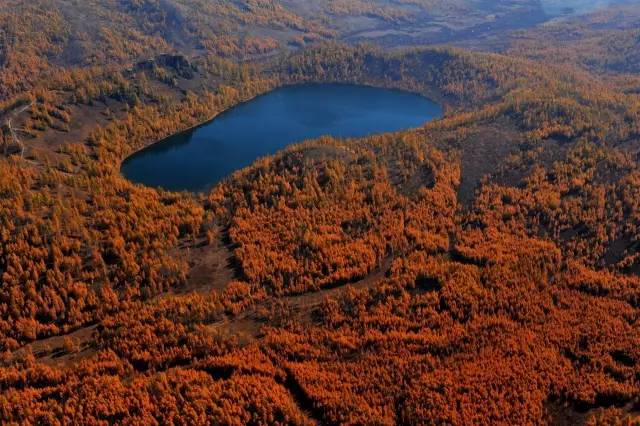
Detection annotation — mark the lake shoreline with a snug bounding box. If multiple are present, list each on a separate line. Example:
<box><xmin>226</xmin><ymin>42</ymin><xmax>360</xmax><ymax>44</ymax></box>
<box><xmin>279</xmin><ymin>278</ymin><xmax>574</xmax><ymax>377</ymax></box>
<box><xmin>121</xmin><ymin>83</ymin><xmax>443</xmax><ymax>192</ymax></box>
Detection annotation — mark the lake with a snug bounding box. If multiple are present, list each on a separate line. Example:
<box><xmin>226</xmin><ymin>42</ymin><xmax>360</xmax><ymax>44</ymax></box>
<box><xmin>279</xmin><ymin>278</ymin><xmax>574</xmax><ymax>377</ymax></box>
<box><xmin>540</xmin><ymin>0</ymin><xmax>626</xmax><ymax>16</ymax></box>
<box><xmin>121</xmin><ymin>83</ymin><xmax>442</xmax><ymax>192</ymax></box>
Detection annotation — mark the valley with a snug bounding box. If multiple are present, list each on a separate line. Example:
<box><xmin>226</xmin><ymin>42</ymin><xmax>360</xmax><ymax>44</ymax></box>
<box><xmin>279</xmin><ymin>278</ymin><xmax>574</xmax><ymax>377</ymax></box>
<box><xmin>1</xmin><ymin>1</ymin><xmax>640</xmax><ymax>425</ymax></box>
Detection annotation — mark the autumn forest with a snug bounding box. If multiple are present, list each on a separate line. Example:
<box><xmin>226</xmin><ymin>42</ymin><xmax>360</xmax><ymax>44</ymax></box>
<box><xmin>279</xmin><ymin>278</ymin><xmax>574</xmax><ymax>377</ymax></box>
<box><xmin>2</xmin><ymin>0</ymin><xmax>640</xmax><ymax>425</ymax></box>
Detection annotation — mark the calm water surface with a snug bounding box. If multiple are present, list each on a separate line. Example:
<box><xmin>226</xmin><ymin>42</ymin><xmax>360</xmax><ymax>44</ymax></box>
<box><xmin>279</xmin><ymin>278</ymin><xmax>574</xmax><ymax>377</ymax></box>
<box><xmin>121</xmin><ymin>84</ymin><xmax>442</xmax><ymax>192</ymax></box>
<box><xmin>541</xmin><ymin>0</ymin><xmax>628</xmax><ymax>15</ymax></box>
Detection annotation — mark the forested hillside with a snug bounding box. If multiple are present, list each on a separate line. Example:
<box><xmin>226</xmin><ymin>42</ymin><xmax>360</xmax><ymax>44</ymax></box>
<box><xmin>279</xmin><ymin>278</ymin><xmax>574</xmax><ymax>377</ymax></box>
<box><xmin>2</xmin><ymin>1</ymin><xmax>640</xmax><ymax>425</ymax></box>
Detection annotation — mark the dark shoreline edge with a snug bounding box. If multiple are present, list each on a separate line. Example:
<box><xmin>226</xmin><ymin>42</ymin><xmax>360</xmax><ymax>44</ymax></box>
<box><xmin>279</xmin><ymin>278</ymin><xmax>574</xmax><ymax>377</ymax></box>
<box><xmin>120</xmin><ymin>82</ymin><xmax>444</xmax><ymax>194</ymax></box>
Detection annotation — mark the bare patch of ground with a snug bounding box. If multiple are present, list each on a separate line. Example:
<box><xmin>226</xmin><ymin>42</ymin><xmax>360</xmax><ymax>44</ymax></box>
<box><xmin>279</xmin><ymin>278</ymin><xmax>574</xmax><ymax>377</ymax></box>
<box><xmin>455</xmin><ymin>118</ymin><xmax>522</xmax><ymax>207</ymax></box>
<box><xmin>171</xmin><ymin>229</ymin><xmax>237</xmax><ymax>295</ymax></box>
<box><xmin>11</xmin><ymin>325</ymin><xmax>99</xmax><ymax>367</ymax></box>
<box><xmin>545</xmin><ymin>400</ymin><xmax>640</xmax><ymax>425</ymax></box>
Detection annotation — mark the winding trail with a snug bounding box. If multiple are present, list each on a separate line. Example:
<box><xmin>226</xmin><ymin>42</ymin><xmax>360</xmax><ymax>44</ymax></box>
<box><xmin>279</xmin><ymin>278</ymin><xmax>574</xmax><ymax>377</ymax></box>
<box><xmin>11</xmin><ymin>253</ymin><xmax>393</xmax><ymax>366</ymax></box>
<box><xmin>206</xmin><ymin>256</ymin><xmax>394</xmax><ymax>345</ymax></box>
<box><xmin>2</xmin><ymin>101</ymin><xmax>33</xmax><ymax>156</ymax></box>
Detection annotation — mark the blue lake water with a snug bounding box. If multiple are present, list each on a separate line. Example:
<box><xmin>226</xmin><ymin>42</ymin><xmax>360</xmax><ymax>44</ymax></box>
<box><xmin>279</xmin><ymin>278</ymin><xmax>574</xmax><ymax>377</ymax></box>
<box><xmin>541</xmin><ymin>0</ymin><xmax>626</xmax><ymax>16</ymax></box>
<box><xmin>121</xmin><ymin>83</ymin><xmax>442</xmax><ymax>192</ymax></box>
